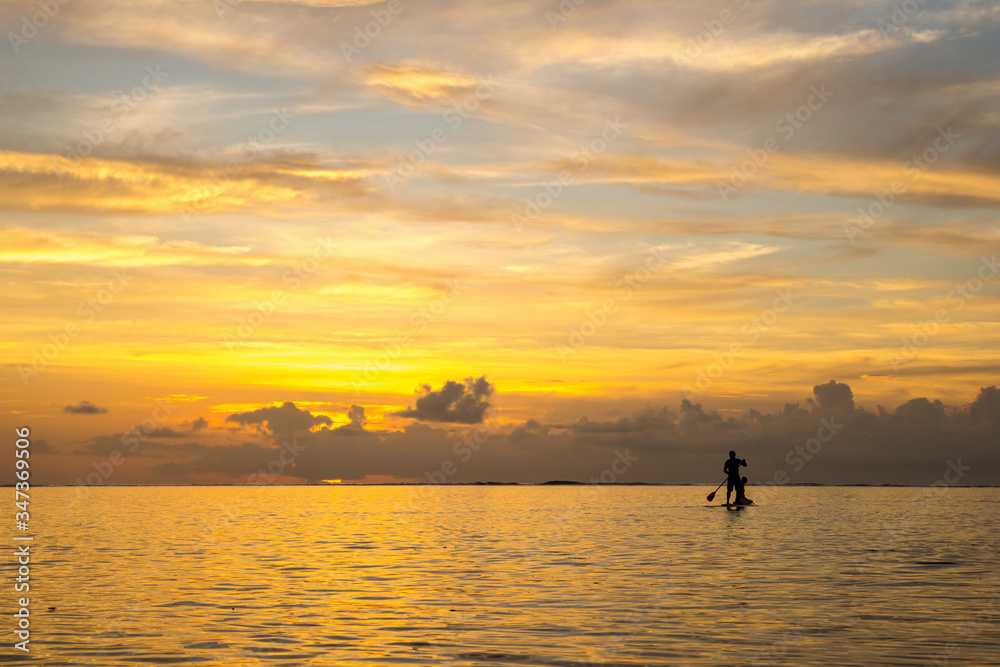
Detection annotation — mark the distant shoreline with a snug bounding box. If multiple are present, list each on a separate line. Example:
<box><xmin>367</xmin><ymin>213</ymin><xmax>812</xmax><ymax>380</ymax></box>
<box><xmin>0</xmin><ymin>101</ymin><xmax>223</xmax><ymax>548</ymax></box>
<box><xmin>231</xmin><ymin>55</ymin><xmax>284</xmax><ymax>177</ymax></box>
<box><xmin>6</xmin><ymin>482</ymin><xmax>998</xmax><ymax>488</ymax></box>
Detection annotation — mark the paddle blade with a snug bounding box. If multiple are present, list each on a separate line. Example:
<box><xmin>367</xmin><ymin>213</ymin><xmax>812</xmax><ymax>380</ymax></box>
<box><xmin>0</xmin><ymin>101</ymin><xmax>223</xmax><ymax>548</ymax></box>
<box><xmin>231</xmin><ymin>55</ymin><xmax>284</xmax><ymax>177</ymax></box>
<box><xmin>706</xmin><ymin>491</ymin><xmax>716</xmax><ymax>502</ymax></box>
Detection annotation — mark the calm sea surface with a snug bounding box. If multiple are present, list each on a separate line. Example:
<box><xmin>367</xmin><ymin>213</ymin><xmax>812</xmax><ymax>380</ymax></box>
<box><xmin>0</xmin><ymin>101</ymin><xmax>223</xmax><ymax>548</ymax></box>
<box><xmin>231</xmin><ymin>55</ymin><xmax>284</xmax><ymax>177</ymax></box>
<box><xmin>7</xmin><ymin>486</ymin><xmax>1000</xmax><ymax>666</ymax></box>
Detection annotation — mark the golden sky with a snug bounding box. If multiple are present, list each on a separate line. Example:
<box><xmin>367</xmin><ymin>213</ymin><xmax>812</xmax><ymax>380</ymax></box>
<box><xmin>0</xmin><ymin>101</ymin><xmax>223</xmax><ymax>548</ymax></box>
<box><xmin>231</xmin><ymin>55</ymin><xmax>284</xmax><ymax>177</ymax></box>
<box><xmin>2</xmin><ymin>0</ymin><xmax>998</xmax><ymax>484</ymax></box>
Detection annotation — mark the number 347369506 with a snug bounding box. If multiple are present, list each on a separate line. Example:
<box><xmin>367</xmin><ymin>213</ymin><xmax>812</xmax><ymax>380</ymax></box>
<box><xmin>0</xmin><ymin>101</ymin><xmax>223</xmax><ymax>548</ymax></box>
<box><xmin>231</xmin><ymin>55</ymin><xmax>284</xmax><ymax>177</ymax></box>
<box><xmin>15</xmin><ymin>427</ymin><xmax>30</xmax><ymax>523</ymax></box>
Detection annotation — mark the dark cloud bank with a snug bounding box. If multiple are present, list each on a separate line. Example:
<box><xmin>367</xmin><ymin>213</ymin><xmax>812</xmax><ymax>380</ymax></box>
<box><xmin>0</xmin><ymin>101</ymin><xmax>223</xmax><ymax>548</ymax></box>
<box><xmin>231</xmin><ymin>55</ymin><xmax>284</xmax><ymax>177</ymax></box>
<box><xmin>51</xmin><ymin>377</ymin><xmax>1000</xmax><ymax>486</ymax></box>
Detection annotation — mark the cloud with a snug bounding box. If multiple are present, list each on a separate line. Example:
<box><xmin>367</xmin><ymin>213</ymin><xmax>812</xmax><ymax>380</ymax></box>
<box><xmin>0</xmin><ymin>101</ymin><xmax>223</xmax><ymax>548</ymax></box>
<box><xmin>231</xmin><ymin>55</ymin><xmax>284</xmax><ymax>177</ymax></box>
<box><xmin>0</xmin><ymin>227</ymin><xmax>260</xmax><ymax>267</ymax></box>
<box><xmin>188</xmin><ymin>417</ymin><xmax>209</xmax><ymax>431</ymax></box>
<box><xmin>679</xmin><ymin>399</ymin><xmax>722</xmax><ymax>427</ymax></box>
<box><xmin>323</xmin><ymin>405</ymin><xmax>370</xmax><ymax>437</ymax></box>
<box><xmin>970</xmin><ymin>385</ymin><xmax>1000</xmax><ymax>423</ymax></box>
<box><xmin>394</xmin><ymin>376</ymin><xmax>495</xmax><ymax>424</ymax></box>
<box><xmin>366</xmin><ymin>63</ymin><xmax>480</xmax><ymax>107</ymax></box>
<box><xmin>150</xmin><ymin>442</ymin><xmax>297</xmax><ymax>480</ymax></box>
<box><xmin>8</xmin><ymin>1</ymin><xmax>1000</xmax><ymax>489</ymax></box>
<box><xmin>0</xmin><ymin>150</ymin><xmax>375</xmax><ymax>218</ymax></box>
<box><xmin>887</xmin><ymin>397</ymin><xmax>949</xmax><ymax>433</ymax></box>
<box><xmin>36</xmin><ymin>380</ymin><xmax>1000</xmax><ymax>485</ymax></box>
<box><xmin>141</xmin><ymin>427</ymin><xmax>189</xmax><ymax>439</ymax></box>
<box><xmin>344</xmin><ymin>405</ymin><xmax>367</xmax><ymax>429</ymax></box>
<box><xmin>72</xmin><ymin>433</ymin><xmax>202</xmax><ymax>458</ymax></box>
<box><xmin>560</xmin><ymin>406</ymin><xmax>675</xmax><ymax>434</ymax></box>
<box><xmin>812</xmin><ymin>380</ymin><xmax>855</xmax><ymax>411</ymax></box>
<box><xmin>756</xmin><ymin>153</ymin><xmax>1000</xmax><ymax>206</ymax></box>
<box><xmin>226</xmin><ymin>402</ymin><xmax>333</xmax><ymax>440</ymax></box>
<box><xmin>64</xmin><ymin>400</ymin><xmax>108</xmax><ymax>414</ymax></box>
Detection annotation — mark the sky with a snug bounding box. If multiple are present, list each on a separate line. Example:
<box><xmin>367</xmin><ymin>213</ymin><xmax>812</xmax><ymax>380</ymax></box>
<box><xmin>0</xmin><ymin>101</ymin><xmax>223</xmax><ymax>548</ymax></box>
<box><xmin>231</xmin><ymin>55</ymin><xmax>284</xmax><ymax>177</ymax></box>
<box><xmin>1</xmin><ymin>0</ymin><xmax>998</xmax><ymax>486</ymax></box>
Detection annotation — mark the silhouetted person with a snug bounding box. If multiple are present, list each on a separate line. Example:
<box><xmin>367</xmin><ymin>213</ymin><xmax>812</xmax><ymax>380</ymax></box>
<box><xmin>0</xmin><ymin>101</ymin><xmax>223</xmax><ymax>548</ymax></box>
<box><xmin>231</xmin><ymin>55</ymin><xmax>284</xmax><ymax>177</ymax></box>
<box><xmin>735</xmin><ymin>476</ymin><xmax>753</xmax><ymax>505</ymax></box>
<box><xmin>724</xmin><ymin>450</ymin><xmax>747</xmax><ymax>504</ymax></box>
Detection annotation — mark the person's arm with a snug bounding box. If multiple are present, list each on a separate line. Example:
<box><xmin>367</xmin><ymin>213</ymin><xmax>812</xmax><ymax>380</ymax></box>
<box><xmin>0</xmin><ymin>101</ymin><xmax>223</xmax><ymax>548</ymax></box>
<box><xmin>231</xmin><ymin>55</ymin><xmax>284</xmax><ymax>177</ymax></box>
<box><xmin>724</xmin><ymin>461</ymin><xmax>731</xmax><ymax>474</ymax></box>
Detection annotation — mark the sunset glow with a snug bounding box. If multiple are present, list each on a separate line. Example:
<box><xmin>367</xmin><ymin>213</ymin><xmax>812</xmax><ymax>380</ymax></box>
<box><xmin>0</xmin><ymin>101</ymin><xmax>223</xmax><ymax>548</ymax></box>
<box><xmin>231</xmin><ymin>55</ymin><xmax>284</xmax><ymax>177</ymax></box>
<box><xmin>2</xmin><ymin>0</ymin><xmax>998</xmax><ymax>486</ymax></box>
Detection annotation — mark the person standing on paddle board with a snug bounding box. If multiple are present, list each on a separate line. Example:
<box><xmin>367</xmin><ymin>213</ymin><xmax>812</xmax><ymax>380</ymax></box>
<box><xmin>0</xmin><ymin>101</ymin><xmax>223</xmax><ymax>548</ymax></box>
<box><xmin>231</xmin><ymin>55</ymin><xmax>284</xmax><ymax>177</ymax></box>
<box><xmin>723</xmin><ymin>451</ymin><xmax>747</xmax><ymax>504</ymax></box>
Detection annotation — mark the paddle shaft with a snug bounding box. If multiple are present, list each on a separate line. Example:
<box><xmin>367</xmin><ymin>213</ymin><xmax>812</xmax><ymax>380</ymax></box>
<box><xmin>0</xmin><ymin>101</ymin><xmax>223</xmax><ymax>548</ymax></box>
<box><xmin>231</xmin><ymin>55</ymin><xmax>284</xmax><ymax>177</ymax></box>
<box><xmin>706</xmin><ymin>478</ymin><xmax>727</xmax><ymax>502</ymax></box>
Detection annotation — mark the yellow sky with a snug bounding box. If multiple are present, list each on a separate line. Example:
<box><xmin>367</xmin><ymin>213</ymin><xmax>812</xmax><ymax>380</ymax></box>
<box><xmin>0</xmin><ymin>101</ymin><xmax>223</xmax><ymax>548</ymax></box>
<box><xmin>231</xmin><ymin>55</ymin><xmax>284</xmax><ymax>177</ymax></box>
<box><xmin>1</xmin><ymin>0</ymin><xmax>998</xmax><ymax>484</ymax></box>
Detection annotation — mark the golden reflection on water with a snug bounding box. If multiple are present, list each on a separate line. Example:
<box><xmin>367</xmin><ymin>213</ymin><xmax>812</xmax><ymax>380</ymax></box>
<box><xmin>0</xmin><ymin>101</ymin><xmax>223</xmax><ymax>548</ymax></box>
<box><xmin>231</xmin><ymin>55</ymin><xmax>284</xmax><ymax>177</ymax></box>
<box><xmin>16</xmin><ymin>486</ymin><xmax>1000</xmax><ymax>665</ymax></box>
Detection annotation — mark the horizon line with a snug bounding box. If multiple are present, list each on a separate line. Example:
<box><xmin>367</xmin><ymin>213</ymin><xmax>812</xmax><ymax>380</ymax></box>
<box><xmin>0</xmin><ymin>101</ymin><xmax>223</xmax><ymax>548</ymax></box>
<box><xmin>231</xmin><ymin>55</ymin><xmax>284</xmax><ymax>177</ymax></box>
<box><xmin>10</xmin><ymin>482</ymin><xmax>998</xmax><ymax>488</ymax></box>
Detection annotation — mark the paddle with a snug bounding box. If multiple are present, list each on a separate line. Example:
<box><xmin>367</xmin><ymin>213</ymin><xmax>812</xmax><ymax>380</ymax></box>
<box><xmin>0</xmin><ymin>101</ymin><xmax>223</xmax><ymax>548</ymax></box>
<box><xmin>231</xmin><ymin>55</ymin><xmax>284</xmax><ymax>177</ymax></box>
<box><xmin>706</xmin><ymin>478</ymin><xmax>727</xmax><ymax>502</ymax></box>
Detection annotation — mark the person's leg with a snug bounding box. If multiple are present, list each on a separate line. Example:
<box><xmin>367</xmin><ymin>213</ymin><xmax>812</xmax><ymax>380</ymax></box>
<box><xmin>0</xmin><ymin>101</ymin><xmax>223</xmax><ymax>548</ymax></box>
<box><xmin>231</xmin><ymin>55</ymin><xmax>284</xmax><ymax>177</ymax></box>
<box><xmin>726</xmin><ymin>479</ymin><xmax>734</xmax><ymax>503</ymax></box>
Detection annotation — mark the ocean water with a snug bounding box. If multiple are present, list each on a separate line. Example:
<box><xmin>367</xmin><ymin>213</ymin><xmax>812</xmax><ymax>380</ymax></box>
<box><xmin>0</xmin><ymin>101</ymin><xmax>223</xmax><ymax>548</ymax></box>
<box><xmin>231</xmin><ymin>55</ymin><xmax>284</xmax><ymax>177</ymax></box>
<box><xmin>9</xmin><ymin>485</ymin><xmax>1000</xmax><ymax>666</ymax></box>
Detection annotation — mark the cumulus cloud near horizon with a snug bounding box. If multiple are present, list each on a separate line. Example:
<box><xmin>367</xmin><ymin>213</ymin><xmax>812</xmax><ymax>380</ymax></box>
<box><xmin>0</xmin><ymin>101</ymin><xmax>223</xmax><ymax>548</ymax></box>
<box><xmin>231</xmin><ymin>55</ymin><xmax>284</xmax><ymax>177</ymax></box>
<box><xmin>31</xmin><ymin>381</ymin><xmax>1000</xmax><ymax>486</ymax></box>
<box><xmin>394</xmin><ymin>376</ymin><xmax>495</xmax><ymax>424</ymax></box>
<box><xmin>226</xmin><ymin>401</ymin><xmax>333</xmax><ymax>440</ymax></box>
